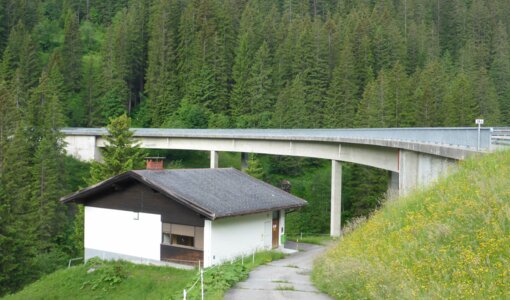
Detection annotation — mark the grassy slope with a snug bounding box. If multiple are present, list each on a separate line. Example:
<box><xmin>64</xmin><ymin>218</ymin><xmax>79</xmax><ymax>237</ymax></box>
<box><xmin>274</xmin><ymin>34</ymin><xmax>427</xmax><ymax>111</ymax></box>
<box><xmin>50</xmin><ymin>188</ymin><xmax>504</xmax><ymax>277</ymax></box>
<box><xmin>3</xmin><ymin>260</ymin><xmax>195</xmax><ymax>300</ymax></box>
<box><xmin>3</xmin><ymin>252</ymin><xmax>283</xmax><ymax>300</ymax></box>
<box><xmin>313</xmin><ymin>151</ymin><xmax>510</xmax><ymax>299</ymax></box>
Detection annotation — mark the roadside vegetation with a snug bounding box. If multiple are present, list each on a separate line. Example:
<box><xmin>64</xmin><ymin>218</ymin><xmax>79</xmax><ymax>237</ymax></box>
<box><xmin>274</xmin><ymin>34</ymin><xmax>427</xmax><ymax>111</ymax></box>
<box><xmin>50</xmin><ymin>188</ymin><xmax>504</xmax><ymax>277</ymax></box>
<box><xmin>4</xmin><ymin>251</ymin><xmax>283</xmax><ymax>300</ymax></box>
<box><xmin>313</xmin><ymin>151</ymin><xmax>510</xmax><ymax>299</ymax></box>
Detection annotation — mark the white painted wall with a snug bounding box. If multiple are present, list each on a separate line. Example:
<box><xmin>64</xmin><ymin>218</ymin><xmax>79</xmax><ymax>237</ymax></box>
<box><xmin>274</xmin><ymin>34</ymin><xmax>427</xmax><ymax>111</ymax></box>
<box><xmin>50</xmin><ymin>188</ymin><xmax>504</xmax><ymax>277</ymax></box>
<box><xmin>203</xmin><ymin>220</ymin><xmax>213</xmax><ymax>267</ymax></box>
<box><xmin>206</xmin><ymin>212</ymin><xmax>272</xmax><ymax>267</ymax></box>
<box><xmin>84</xmin><ymin>206</ymin><xmax>162</xmax><ymax>261</ymax></box>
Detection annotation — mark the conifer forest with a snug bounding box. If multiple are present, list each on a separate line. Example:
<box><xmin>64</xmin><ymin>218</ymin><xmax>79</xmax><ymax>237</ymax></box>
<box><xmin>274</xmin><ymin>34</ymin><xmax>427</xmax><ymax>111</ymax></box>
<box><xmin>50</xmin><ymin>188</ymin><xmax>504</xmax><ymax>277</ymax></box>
<box><xmin>0</xmin><ymin>0</ymin><xmax>509</xmax><ymax>295</ymax></box>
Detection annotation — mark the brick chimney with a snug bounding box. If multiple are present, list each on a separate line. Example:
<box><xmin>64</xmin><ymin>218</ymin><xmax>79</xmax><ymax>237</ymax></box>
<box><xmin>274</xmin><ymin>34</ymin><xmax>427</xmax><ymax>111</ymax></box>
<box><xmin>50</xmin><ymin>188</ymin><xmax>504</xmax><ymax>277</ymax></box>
<box><xmin>145</xmin><ymin>157</ymin><xmax>165</xmax><ymax>170</ymax></box>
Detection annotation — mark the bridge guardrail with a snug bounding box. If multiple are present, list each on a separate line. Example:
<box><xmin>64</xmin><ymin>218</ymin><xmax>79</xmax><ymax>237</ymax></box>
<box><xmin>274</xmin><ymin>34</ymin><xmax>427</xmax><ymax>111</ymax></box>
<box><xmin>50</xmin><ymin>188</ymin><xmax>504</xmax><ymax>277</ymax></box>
<box><xmin>61</xmin><ymin>127</ymin><xmax>502</xmax><ymax>151</ymax></box>
<box><xmin>491</xmin><ymin>128</ymin><xmax>510</xmax><ymax>146</ymax></box>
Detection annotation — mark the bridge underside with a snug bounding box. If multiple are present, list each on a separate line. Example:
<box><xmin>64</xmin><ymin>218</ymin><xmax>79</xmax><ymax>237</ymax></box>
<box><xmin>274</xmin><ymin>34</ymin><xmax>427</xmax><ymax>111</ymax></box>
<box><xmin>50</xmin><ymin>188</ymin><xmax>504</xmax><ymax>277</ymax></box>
<box><xmin>64</xmin><ymin>135</ymin><xmax>458</xmax><ymax>237</ymax></box>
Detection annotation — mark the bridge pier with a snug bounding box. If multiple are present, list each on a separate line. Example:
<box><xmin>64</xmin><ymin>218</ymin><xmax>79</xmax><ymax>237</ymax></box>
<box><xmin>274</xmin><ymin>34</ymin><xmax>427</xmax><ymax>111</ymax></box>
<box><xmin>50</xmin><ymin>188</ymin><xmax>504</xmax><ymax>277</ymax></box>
<box><xmin>331</xmin><ymin>160</ymin><xmax>342</xmax><ymax>237</ymax></box>
<box><xmin>210</xmin><ymin>151</ymin><xmax>219</xmax><ymax>168</ymax></box>
<box><xmin>388</xmin><ymin>171</ymin><xmax>399</xmax><ymax>198</ymax></box>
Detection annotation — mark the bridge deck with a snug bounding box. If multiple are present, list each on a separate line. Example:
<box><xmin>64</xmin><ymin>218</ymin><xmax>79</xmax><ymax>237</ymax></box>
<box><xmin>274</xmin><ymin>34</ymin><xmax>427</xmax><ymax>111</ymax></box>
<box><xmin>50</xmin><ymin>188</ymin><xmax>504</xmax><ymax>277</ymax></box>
<box><xmin>62</xmin><ymin>127</ymin><xmax>497</xmax><ymax>151</ymax></box>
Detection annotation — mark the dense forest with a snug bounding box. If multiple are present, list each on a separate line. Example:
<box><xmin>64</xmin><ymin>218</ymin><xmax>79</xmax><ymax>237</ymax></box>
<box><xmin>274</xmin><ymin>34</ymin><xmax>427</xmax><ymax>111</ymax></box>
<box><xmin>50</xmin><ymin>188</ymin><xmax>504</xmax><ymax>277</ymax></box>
<box><xmin>0</xmin><ymin>0</ymin><xmax>509</xmax><ymax>295</ymax></box>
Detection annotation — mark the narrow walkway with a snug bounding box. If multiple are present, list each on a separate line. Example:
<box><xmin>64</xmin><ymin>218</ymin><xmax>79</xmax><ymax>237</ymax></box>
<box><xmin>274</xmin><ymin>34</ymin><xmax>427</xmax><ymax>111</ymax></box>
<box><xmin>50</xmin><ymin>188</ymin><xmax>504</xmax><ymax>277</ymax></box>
<box><xmin>224</xmin><ymin>242</ymin><xmax>332</xmax><ymax>300</ymax></box>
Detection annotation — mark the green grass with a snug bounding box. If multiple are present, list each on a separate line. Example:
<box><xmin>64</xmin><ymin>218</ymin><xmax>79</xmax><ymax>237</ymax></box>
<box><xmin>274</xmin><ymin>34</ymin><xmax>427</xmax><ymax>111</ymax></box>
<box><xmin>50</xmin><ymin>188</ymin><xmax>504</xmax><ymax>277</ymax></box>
<box><xmin>3</xmin><ymin>259</ymin><xmax>195</xmax><ymax>300</ymax></box>
<box><xmin>287</xmin><ymin>234</ymin><xmax>337</xmax><ymax>246</ymax></box>
<box><xmin>4</xmin><ymin>251</ymin><xmax>283</xmax><ymax>300</ymax></box>
<box><xmin>275</xmin><ymin>284</ymin><xmax>295</xmax><ymax>291</ymax></box>
<box><xmin>312</xmin><ymin>151</ymin><xmax>510</xmax><ymax>299</ymax></box>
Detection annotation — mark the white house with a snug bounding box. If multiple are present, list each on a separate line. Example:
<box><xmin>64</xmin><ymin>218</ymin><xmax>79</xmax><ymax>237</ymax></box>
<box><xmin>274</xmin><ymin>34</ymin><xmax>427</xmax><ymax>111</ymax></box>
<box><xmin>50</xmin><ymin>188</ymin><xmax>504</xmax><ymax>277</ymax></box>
<box><xmin>61</xmin><ymin>167</ymin><xmax>307</xmax><ymax>267</ymax></box>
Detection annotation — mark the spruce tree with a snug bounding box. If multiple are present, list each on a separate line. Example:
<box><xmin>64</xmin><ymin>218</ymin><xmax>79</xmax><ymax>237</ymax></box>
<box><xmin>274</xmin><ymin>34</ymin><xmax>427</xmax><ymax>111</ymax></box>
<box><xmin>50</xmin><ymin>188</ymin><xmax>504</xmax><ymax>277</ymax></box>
<box><xmin>30</xmin><ymin>58</ymin><xmax>68</xmax><ymax>250</ymax></box>
<box><xmin>324</xmin><ymin>40</ymin><xmax>358</xmax><ymax>128</ymax></box>
<box><xmin>61</xmin><ymin>10</ymin><xmax>82</xmax><ymax>93</ymax></box>
<box><xmin>88</xmin><ymin>114</ymin><xmax>145</xmax><ymax>184</ymax></box>
<box><xmin>490</xmin><ymin>22</ymin><xmax>510</xmax><ymax>124</ymax></box>
<box><xmin>245</xmin><ymin>42</ymin><xmax>274</xmax><ymax>127</ymax></box>
<box><xmin>145</xmin><ymin>0</ymin><xmax>179</xmax><ymax>126</ymax></box>
<box><xmin>231</xmin><ymin>33</ymin><xmax>252</xmax><ymax>118</ymax></box>
<box><xmin>245</xmin><ymin>154</ymin><xmax>264</xmax><ymax>179</ymax></box>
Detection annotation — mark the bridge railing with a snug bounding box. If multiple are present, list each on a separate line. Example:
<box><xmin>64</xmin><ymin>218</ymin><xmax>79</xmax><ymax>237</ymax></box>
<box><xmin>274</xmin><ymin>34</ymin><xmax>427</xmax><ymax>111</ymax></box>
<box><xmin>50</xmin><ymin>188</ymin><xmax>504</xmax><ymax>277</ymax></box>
<box><xmin>492</xmin><ymin>128</ymin><xmax>510</xmax><ymax>147</ymax></box>
<box><xmin>61</xmin><ymin>127</ymin><xmax>501</xmax><ymax>151</ymax></box>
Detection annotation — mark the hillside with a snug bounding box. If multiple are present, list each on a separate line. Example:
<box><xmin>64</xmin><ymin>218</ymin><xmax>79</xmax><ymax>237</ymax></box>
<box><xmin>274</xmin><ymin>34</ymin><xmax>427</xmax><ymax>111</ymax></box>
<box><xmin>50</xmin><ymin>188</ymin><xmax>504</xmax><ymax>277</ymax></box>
<box><xmin>3</xmin><ymin>252</ymin><xmax>283</xmax><ymax>300</ymax></box>
<box><xmin>313</xmin><ymin>151</ymin><xmax>510</xmax><ymax>299</ymax></box>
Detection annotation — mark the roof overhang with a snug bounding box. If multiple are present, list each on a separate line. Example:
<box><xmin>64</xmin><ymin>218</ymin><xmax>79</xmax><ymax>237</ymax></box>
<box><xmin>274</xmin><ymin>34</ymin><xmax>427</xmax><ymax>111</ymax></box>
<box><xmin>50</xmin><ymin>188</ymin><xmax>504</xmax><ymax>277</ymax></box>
<box><xmin>60</xmin><ymin>171</ymin><xmax>217</xmax><ymax>219</ymax></box>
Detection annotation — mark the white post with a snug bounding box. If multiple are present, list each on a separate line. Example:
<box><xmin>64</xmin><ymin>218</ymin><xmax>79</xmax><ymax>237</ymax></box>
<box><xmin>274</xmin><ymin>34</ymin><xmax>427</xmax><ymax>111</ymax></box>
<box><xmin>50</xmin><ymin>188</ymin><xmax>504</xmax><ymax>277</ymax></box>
<box><xmin>200</xmin><ymin>269</ymin><xmax>204</xmax><ymax>300</ymax></box>
<box><xmin>331</xmin><ymin>160</ymin><xmax>342</xmax><ymax>237</ymax></box>
<box><xmin>183</xmin><ymin>289</ymin><xmax>187</xmax><ymax>300</ymax></box>
<box><xmin>210</xmin><ymin>150</ymin><xmax>219</xmax><ymax>168</ymax></box>
<box><xmin>476</xmin><ymin>119</ymin><xmax>484</xmax><ymax>151</ymax></box>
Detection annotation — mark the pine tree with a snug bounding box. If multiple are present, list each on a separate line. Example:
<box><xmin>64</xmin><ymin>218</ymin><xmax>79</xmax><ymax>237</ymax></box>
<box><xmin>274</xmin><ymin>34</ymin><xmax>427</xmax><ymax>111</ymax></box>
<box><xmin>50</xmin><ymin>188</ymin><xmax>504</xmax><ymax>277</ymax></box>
<box><xmin>490</xmin><ymin>22</ymin><xmax>510</xmax><ymax>124</ymax></box>
<box><xmin>61</xmin><ymin>10</ymin><xmax>82</xmax><ymax>93</ymax></box>
<box><xmin>443</xmin><ymin>71</ymin><xmax>476</xmax><ymax>126</ymax></box>
<box><xmin>473</xmin><ymin>67</ymin><xmax>500</xmax><ymax>125</ymax></box>
<box><xmin>30</xmin><ymin>57</ymin><xmax>68</xmax><ymax>249</ymax></box>
<box><xmin>145</xmin><ymin>0</ymin><xmax>179</xmax><ymax>126</ymax></box>
<box><xmin>82</xmin><ymin>55</ymin><xmax>101</xmax><ymax>126</ymax></box>
<box><xmin>245</xmin><ymin>41</ymin><xmax>274</xmax><ymax>127</ymax></box>
<box><xmin>413</xmin><ymin>59</ymin><xmax>449</xmax><ymax>126</ymax></box>
<box><xmin>231</xmin><ymin>33</ymin><xmax>252</xmax><ymax>118</ymax></box>
<box><xmin>273</xmin><ymin>75</ymin><xmax>307</xmax><ymax>128</ymax></box>
<box><xmin>0</xmin><ymin>80</ymin><xmax>17</xmax><ymax>168</ymax></box>
<box><xmin>88</xmin><ymin>114</ymin><xmax>145</xmax><ymax>184</ymax></box>
<box><xmin>245</xmin><ymin>154</ymin><xmax>264</xmax><ymax>179</ymax></box>
<box><xmin>0</xmin><ymin>124</ymin><xmax>38</xmax><ymax>294</ymax></box>
<box><xmin>324</xmin><ymin>40</ymin><xmax>358</xmax><ymax>128</ymax></box>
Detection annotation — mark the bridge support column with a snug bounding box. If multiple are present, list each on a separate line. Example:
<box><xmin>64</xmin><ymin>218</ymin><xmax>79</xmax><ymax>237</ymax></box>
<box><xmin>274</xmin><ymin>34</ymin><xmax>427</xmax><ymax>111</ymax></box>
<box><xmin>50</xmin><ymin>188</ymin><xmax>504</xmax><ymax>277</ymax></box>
<box><xmin>241</xmin><ymin>152</ymin><xmax>249</xmax><ymax>171</ymax></box>
<box><xmin>331</xmin><ymin>160</ymin><xmax>342</xmax><ymax>237</ymax></box>
<box><xmin>210</xmin><ymin>151</ymin><xmax>219</xmax><ymax>168</ymax></box>
<box><xmin>388</xmin><ymin>171</ymin><xmax>399</xmax><ymax>199</ymax></box>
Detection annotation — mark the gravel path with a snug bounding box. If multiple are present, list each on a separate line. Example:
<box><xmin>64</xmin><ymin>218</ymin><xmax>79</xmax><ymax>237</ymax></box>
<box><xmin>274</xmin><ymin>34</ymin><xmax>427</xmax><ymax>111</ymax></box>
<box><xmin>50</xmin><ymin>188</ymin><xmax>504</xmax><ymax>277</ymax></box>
<box><xmin>224</xmin><ymin>242</ymin><xmax>332</xmax><ymax>300</ymax></box>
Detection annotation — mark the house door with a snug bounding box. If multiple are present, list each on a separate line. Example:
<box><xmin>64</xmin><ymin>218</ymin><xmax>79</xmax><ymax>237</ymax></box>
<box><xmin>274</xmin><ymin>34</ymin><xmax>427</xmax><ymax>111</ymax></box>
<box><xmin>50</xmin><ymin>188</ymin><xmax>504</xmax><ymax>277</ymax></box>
<box><xmin>272</xmin><ymin>217</ymin><xmax>279</xmax><ymax>248</ymax></box>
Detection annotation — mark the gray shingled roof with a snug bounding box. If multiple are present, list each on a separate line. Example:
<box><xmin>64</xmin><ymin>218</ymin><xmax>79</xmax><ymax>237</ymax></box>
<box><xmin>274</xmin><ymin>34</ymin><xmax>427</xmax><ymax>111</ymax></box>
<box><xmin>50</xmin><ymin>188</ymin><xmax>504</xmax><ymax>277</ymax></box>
<box><xmin>61</xmin><ymin>168</ymin><xmax>307</xmax><ymax>219</ymax></box>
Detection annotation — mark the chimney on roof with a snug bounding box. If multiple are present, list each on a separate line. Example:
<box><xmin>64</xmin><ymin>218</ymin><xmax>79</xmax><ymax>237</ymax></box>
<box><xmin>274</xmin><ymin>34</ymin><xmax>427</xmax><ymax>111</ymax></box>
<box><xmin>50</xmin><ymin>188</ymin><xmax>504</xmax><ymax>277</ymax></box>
<box><xmin>145</xmin><ymin>157</ymin><xmax>165</xmax><ymax>170</ymax></box>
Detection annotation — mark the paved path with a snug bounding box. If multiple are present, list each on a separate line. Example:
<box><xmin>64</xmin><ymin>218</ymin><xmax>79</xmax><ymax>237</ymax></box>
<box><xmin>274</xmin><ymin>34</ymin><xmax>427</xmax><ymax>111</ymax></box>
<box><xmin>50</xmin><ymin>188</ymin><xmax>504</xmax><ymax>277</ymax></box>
<box><xmin>224</xmin><ymin>242</ymin><xmax>332</xmax><ymax>300</ymax></box>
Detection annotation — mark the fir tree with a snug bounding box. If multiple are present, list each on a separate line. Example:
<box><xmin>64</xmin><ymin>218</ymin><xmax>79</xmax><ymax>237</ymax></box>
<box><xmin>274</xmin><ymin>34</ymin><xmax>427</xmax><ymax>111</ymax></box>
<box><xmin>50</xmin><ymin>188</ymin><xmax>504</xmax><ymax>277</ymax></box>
<box><xmin>490</xmin><ymin>22</ymin><xmax>510</xmax><ymax>124</ymax></box>
<box><xmin>145</xmin><ymin>0</ymin><xmax>179</xmax><ymax>126</ymax></box>
<box><xmin>324</xmin><ymin>40</ymin><xmax>358</xmax><ymax>128</ymax></box>
<box><xmin>61</xmin><ymin>10</ymin><xmax>82</xmax><ymax>93</ymax></box>
<box><xmin>88</xmin><ymin>114</ymin><xmax>145</xmax><ymax>184</ymax></box>
<box><xmin>245</xmin><ymin>154</ymin><xmax>264</xmax><ymax>179</ymax></box>
<box><xmin>231</xmin><ymin>33</ymin><xmax>252</xmax><ymax>118</ymax></box>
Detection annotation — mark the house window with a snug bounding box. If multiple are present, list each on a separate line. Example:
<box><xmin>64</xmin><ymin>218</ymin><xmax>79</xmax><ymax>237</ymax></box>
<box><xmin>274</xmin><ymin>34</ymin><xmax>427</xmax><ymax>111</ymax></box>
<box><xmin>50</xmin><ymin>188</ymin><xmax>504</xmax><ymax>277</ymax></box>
<box><xmin>162</xmin><ymin>223</ymin><xmax>204</xmax><ymax>250</ymax></box>
<box><xmin>172</xmin><ymin>234</ymin><xmax>194</xmax><ymax>247</ymax></box>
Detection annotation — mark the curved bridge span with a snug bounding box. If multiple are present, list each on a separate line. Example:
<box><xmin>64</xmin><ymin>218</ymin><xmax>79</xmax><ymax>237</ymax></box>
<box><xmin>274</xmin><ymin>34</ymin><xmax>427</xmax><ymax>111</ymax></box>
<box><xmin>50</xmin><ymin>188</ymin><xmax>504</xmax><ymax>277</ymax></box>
<box><xmin>62</xmin><ymin>127</ymin><xmax>506</xmax><ymax>236</ymax></box>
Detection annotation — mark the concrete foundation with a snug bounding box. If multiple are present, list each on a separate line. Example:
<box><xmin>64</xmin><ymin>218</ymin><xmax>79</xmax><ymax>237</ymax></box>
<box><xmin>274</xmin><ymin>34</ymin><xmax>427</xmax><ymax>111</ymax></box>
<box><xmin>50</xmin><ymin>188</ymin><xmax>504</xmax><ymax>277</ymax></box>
<box><xmin>398</xmin><ymin>150</ymin><xmax>455</xmax><ymax>195</ymax></box>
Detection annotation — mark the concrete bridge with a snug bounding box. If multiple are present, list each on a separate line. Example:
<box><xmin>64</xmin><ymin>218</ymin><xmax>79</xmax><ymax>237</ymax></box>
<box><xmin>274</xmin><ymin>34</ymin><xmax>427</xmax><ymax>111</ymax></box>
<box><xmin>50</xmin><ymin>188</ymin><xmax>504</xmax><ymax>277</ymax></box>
<box><xmin>61</xmin><ymin>127</ymin><xmax>509</xmax><ymax>236</ymax></box>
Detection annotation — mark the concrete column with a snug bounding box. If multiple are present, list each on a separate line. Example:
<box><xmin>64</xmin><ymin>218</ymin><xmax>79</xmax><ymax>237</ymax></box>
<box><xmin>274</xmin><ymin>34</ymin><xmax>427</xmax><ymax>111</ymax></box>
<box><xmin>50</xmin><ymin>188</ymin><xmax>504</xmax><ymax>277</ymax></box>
<box><xmin>241</xmin><ymin>152</ymin><xmax>249</xmax><ymax>171</ymax></box>
<box><xmin>388</xmin><ymin>171</ymin><xmax>399</xmax><ymax>199</ymax></box>
<box><xmin>331</xmin><ymin>160</ymin><xmax>342</xmax><ymax>237</ymax></box>
<box><xmin>210</xmin><ymin>151</ymin><xmax>219</xmax><ymax>168</ymax></box>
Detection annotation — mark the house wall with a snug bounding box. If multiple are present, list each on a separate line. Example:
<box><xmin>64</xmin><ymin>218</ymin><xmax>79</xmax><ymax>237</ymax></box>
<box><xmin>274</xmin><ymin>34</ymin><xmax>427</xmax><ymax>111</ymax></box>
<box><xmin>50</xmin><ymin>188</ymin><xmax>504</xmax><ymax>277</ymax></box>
<box><xmin>86</xmin><ymin>181</ymin><xmax>204</xmax><ymax>226</ymax></box>
<box><xmin>84</xmin><ymin>206</ymin><xmax>162</xmax><ymax>263</ymax></box>
<box><xmin>204</xmin><ymin>212</ymin><xmax>273</xmax><ymax>267</ymax></box>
